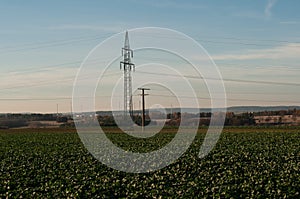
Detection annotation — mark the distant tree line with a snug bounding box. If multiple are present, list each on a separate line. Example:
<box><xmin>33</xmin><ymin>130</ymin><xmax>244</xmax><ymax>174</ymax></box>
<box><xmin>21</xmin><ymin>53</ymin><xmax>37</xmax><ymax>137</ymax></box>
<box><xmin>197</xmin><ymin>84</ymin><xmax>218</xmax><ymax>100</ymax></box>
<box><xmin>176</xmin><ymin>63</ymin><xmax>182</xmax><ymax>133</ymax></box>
<box><xmin>97</xmin><ymin>115</ymin><xmax>152</xmax><ymax>127</ymax></box>
<box><xmin>1</xmin><ymin>108</ymin><xmax>299</xmax><ymax>128</ymax></box>
<box><xmin>224</xmin><ymin>112</ymin><xmax>255</xmax><ymax>126</ymax></box>
<box><xmin>1</xmin><ymin>113</ymin><xmax>57</xmax><ymax>121</ymax></box>
<box><xmin>0</xmin><ymin>113</ymin><xmax>72</xmax><ymax>129</ymax></box>
<box><xmin>0</xmin><ymin>119</ymin><xmax>28</xmax><ymax>129</ymax></box>
<box><xmin>79</xmin><ymin>110</ymin><xmax>300</xmax><ymax>127</ymax></box>
<box><xmin>253</xmin><ymin>109</ymin><xmax>300</xmax><ymax>117</ymax></box>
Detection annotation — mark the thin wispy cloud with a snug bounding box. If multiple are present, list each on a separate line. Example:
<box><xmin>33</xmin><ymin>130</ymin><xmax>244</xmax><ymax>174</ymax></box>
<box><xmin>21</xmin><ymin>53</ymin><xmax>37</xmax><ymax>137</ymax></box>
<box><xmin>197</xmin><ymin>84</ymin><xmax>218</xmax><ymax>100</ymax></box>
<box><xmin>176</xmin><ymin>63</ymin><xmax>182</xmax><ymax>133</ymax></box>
<box><xmin>210</xmin><ymin>43</ymin><xmax>300</xmax><ymax>61</ymax></box>
<box><xmin>280</xmin><ymin>21</ymin><xmax>300</xmax><ymax>24</ymax></box>
<box><xmin>132</xmin><ymin>0</ymin><xmax>206</xmax><ymax>10</ymax></box>
<box><xmin>265</xmin><ymin>0</ymin><xmax>277</xmax><ymax>19</ymax></box>
<box><xmin>0</xmin><ymin>67</ymin><xmax>77</xmax><ymax>90</ymax></box>
<box><xmin>232</xmin><ymin>11</ymin><xmax>263</xmax><ymax>20</ymax></box>
<box><xmin>47</xmin><ymin>24</ymin><xmax>128</xmax><ymax>33</ymax></box>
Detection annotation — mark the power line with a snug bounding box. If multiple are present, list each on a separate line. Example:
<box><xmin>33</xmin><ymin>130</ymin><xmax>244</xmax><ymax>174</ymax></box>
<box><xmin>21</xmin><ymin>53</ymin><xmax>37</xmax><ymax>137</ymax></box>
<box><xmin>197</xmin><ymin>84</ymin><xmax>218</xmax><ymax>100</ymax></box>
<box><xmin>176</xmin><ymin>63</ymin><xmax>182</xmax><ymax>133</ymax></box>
<box><xmin>135</xmin><ymin>33</ymin><xmax>300</xmax><ymax>47</ymax></box>
<box><xmin>1</xmin><ymin>32</ymin><xmax>300</xmax><ymax>56</ymax></box>
<box><xmin>0</xmin><ymin>98</ymin><xmax>70</xmax><ymax>101</ymax></box>
<box><xmin>134</xmin><ymin>71</ymin><xmax>300</xmax><ymax>87</ymax></box>
<box><xmin>217</xmin><ymin>63</ymin><xmax>300</xmax><ymax>72</ymax></box>
<box><xmin>135</xmin><ymin>31</ymin><xmax>300</xmax><ymax>45</ymax></box>
<box><xmin>149</xmin><ymin>94</ymin><xmax>300</xmax><ymax>104</ymax></box>
<box><xmin>194</xmin><ymin>35</ymin><xmax>300</xmax><ymax>44</ymax></box>
<box><xmin>2</xmin><ymin>56</ymin><xmax>300</xmax><ymax>77</ymax></box>
<box><xmin>1</xmin><ymin>32</ymin><xmax>300</xmax><ymax>75</ymax></box>
<box><xmin>0</xmin><ymin>71</ymin><xmax>122</xmax><ymax>91</ymax></box>
<box><xmin>0</xmin><ymin>58</ymin><xmax>111</xmax><ymax>77</ymax></box>
<box><xmin>146</xmin><ymin>87</ymin><xmax>299</xmax><ymax>96</ymax></box>
<box><xmin>0</xmin><ymin>86</ymin><xmax>298</xmax><ymax>102</ymax></box>
<box><xmin>0</xmin><ymin>61</ymin><xmax>81</xmax><ymax>77</ymax></box>
<box><xmin>1</xmin><ymin>68</ymin><xmax>300</xmax><ymax>93</ymax></box>
<box><xmin>0</xmin><ymin>93</ymin><xmax>299</xmax><ymax>105</ymax></box>
<box><xmin>0</xmin><ymin>34</ymin><xmax>112</xmax><ymax>54</ymax></box>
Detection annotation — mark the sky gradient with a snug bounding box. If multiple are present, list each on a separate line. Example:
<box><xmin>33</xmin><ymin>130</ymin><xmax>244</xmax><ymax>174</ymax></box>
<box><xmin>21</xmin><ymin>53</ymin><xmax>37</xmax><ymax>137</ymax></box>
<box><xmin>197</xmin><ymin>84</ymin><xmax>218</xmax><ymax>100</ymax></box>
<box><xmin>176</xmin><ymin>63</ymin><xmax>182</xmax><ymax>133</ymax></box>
<box><xmin>0</xmin><ymin>0</ymin><xmax>300</xmax><ymax>113</ymax></box>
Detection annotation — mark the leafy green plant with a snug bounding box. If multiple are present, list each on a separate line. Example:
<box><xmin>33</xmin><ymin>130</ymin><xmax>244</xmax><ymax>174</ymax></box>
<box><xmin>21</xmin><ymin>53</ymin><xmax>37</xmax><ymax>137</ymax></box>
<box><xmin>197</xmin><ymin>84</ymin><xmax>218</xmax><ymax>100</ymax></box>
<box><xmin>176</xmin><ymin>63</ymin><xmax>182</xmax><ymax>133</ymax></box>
<box><xmin>0</xmin><ymin>128</ymin><xmax>299</xmax><ymax>198</ymax></box>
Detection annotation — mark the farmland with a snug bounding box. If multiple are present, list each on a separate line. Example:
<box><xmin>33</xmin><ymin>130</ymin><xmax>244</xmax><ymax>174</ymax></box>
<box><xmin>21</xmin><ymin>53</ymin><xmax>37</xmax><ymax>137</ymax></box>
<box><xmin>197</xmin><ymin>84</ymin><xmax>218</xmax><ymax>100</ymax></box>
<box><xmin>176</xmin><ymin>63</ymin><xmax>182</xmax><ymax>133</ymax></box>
<box><xmin>0</xmin><ymin>127</ymin><xmax>299</xmax><ymax>198</ymax></box>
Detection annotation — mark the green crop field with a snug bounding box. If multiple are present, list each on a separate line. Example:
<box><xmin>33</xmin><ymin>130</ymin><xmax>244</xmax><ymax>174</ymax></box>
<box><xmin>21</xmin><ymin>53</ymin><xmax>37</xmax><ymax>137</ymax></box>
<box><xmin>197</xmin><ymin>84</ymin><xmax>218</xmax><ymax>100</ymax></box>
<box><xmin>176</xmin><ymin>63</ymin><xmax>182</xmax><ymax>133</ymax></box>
<box><xmin>1</xmin><ymin>127</ymin><xmax>299</xmax><ymax>198</ymax></box>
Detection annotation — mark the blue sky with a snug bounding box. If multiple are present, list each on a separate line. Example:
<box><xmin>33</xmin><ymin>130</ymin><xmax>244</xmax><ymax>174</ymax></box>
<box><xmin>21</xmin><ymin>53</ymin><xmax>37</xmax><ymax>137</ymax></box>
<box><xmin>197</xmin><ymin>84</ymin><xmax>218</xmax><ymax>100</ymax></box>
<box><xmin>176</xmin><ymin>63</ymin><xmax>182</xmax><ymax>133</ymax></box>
<box><xmin>0</xmin><ymin>0</ymin><xmax>300</xmax><ymax>113</ymax></box>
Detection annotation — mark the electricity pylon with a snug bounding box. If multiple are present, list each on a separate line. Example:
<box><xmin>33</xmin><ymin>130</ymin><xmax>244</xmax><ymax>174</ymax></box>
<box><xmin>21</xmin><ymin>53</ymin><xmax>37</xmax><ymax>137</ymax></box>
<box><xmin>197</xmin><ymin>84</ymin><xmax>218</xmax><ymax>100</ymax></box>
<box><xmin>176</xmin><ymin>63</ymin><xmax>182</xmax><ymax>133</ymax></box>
<box><xmin>120</xmin><ymin>31</ymin><xmax>135</xmax><ymax>117</ymax></box>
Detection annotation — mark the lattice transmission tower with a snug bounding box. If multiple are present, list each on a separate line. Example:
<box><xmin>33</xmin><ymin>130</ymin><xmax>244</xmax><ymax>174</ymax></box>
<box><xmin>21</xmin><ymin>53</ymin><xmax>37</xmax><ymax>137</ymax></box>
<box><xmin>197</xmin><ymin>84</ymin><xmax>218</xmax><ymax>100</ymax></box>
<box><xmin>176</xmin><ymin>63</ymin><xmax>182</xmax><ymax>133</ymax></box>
<box><xmin>120</xmin><ymin>31</ymin><xmax>135</xmax><ymax>117</ymax></box>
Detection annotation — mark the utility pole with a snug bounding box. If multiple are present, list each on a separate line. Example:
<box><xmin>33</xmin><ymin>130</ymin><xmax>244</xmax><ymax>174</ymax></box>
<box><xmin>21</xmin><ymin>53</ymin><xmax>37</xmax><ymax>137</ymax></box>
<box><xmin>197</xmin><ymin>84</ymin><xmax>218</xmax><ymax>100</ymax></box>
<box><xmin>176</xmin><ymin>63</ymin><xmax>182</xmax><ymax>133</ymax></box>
<box><xmin>56</xmin><ymin>104</ymin><xmax>59</xmax><ymax>116</ymax></box>
<box><xmin>171</xmin><ymin>104</ymin><xmax>173</xmax><ymax>119</ymax></box>
<box><xmin>56</xmin><ymin>103</ymin><xmax>59</xmax><ymax>121</ymax></box>
<box><xmin>138</xmin><ymin>88</ymin><xmax>150</xmax><ymax>127</ymax></box>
